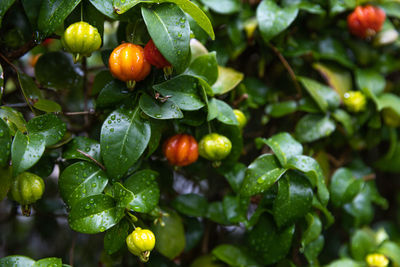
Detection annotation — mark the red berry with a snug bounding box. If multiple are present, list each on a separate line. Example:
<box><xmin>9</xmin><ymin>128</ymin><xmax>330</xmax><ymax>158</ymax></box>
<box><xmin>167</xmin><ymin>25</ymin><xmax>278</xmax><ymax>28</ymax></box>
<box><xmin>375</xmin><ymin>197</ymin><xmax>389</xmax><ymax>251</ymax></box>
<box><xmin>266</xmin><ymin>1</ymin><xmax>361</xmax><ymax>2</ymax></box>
<box><xmin>347</xmin><ymin>5</ymin><xmax>386</xmax><ymax>39</ymax></box>
<box><xmin>144</xmin><ymin>39</ymin><xmax>171</xmax><ymax>69</ymax></box>
<box><xmin>163</xmin><ymin>134</ymin><xmax>198</xmax><ymax>167</ymax></box>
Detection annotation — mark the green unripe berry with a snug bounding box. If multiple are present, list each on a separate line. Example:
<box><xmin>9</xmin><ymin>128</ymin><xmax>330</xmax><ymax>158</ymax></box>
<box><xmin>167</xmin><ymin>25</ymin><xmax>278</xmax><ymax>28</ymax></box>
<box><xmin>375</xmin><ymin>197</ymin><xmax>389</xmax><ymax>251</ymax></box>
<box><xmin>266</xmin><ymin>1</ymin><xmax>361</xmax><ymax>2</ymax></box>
<box><xmin>62</xmin><ymin>21</ymin><xmax>102</xmax><ymax>62</ymax></box>
<box><xmin>199</xmin><ymin>133</ymin><xmax>232</xmax><ymax>161</ymax></box>
<box><xmin>343</xmin><ymin>91</ymin><xmax>367</xmax><ymax>113</ymax></box>
<box><xmin>126</xmin><ymin>227</ymin><xmax>156</xmax><ymax>262</ymax></box>
<box><xmin>11</xmin><ymin>172</ymin><xmax>45</xmax><ymax>206</ymax></box>
<box><xmin>233</xmin><ymin>109</ymin><xmax>247</xmax><ymax>129</ymax></box>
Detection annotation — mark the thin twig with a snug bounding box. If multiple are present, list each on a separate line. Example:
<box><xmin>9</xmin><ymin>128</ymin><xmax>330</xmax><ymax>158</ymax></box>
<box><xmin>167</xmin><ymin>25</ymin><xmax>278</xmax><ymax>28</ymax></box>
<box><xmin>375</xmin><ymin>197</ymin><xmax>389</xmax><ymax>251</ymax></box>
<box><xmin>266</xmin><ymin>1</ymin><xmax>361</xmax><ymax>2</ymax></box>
<box><xmin>268</xmin><ymin>44</ymin><xmax>302</xmax><ymax>98</ymax></box>
<box><xmin>363</xmin><ymin>173</ymin><xmax>376</xmax><ymax>181</ymax></box>
<box><xmin>63</xmin><ymin>109</ymin><xmax>95</xmax><ymax>116</ymax></box>
<box><xmin>69</xmin><ymin>233</ymin><xmax>76</xmax><ymax>266</ymax></box>
<box><xmin>82</xmin><ymin>57</ymin><xmax>89</xmax><ymax>127</ymax></box>
<box><xmin>233</xmin><ymin>93</ymin><xmax>248</xmax><ymax>107</ymax></box>
<box><xmin>3</xmin><ymin>103</ymin><xmax>28</xmax><ymax>108</ymax></box>
<box><xmin>77</xmin><ymin>149</ymin><xmax>105</xmax><ymax>170</ymax></box>
<box><xmin>0</xmin><ymin>52</ymin><xmax>18</xmax><ymax>73</ymax></box>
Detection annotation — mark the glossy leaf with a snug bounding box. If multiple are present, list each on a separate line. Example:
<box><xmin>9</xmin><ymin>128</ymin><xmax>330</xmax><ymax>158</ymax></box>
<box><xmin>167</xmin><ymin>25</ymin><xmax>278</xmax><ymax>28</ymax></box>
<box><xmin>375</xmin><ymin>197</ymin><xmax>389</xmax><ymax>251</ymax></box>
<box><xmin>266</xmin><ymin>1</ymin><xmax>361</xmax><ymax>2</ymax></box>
<box><xmin>247</xmin><ymin>214</ymin><xmax>295</xmax><ymax>265</ymax></box>
<box><xmin>286</xmin><ymin>155</ymin><xmax>329</xmax><ymax>206</ymax></box>
<box><xmin>184</xmin><ymin>52</ymin><xmax>219</xmax><ymax>85</ymax></box>
<box><xmin>356</xmin><ymin>69</ymin><xmax>386</xmax><ymax>100</ymax></box>
<box><xmin>38</xmin><ymin>0</ymin><xmax>81</xmax><ymax>37</ymax></box>
<box><xmin>34</xmin><ymin>258</ymin><xmax>62</xmax><ymax>267</ymax></box>
<box><xmin>142</xmin><ymin>4</ymin><xmax>190</xmax><ymax>73</ymax></box>
<box><xmin>217</xmin><ymin>162</ymin><xmax>246</xmax><ymax>193</ymax></box>
<box><xmin>212</xmin><ymin>245</ymin><xmax>261</xmax><ymax>267</ymax></box>
<box><xmin>11</xmin><ymin>131</ymin><xmax>45</xmax><ymax>176</ymax></box>
<box><xmin>207</xmin><ymin>98</ymin><xmax>238</xmax><ymax>125</ymax></box>
<box><xmin>378</xmin><ymin>241</ymin><xmax>400</xmax><ymax>265</ymax></box>
<box><xmin>330</xmin><ymin>168</ymin><xmax>363</xmax><ymax>207</ymax></box>
<box><xmin>332</xmin><ymin>109</ymin><xmax>354</xmax><ymax>136</ymax></box>
<box><xmin>59</xmin><ymin>161</ymin><xmax>108</xmax><ymax>207</ymax></box>
<box><xmin>258</xmin><ymin>132</ymin><xmax>303</xmax><ymax>167</ymax></box>
<box><xmin>96</xmin><ymin>80</ymin><xmax>130</xmax><ymax>108</ymax></box>
<box><xmin>273</xmin><ymin>171</ymin><xmax>313</xmax><ymax>227</ymax></box>
<box><xmin>0</xmin><ymin>118</ymin><xmax>11</xmax><ymax>167</ymax></box>
<box><xmin>153</xmin><ymin>75</ymin><xmax>205</xmax><ymax>111</ymax></box>
<box><xmin>112</xmin><ymin>182</ymin><xmax>134</xmax><ymax>208</ymax></box>
<box><xmin>62</xmin><ymin>136</ymin><xmax>101</xmax><ymax>162</ymax></box>
<box><xmin>298</xmin><ymin>76</ymin><xmax>340</xmax><ymax>112</ymax></box>
<box><xmin>139</xmin><ymin>93</ymin><xmax>183</xmax><ymax>120</ymax></box>
<box><xmin>68</xmin><ymin>194</ymin><xmax>124</xmax><ymax>234</ymax></box>
<box><xmin>313</xmin><ymin>62</ymin><xmax>352</xmax><ymax>99</ymax></box>
<box><xmin>257</xmin><ymin>0</ymin><xmax>298</xmax><ymax>42</ymax></box>
<box><xmin>350</xmin><ymin>228</ymin><xmax>375</xmax><ymax>260</ymax></box>
<box><xmin>33</xmin><ymin>99</ymin><xmax>62</xmax><ymax>113</ymax></box>
<box><xmin>104</xmin><ymin>219</ymin><xmax>130</xmax><ymax>255</ymax></box>
<box><xmin>17</xmin><ymin>73</ymin><xmax>43</xmax><ymax>103</ymax></box>
<box><xmin>240</xmin><ymin>154</ymin><xmax>286</xmax><ymax>197</ymax></box>
<box><xmin>0</xmin><ymin>107</ymin><xmax>27</xmax><ymax>134</ymax></box>
<box><xmin>27</xmin><ymin>114</ymin><xmax>66</xmax><ymax>146</ymax></box>
<box><xmin>89</xmin><ymin>0</ymin><xmax>119</xmax><ymax>19</ymax></box>
<box><xmin>0</xmin><ymin>255</ymin><xmax>35</xmax><ymax>267</ymax></box>
<box><xmin>100</xmin><ymin>107</ymin><xmax>151</xmax><ymax>179</ymax></box>
<box><xmin>0</xmin><ymin>166</ymin><xmax>12</xmax><ymax>201</ymax></box>
<box><xmin>295</xmin><ymin>114</ymin><xmax>336</xmax><ymax>143</ymax></box>
<box><xmin>172</xmin><ymin>194</ymin><xmax>208</xmax><ymax>217</ymax></box>
<box><xmin>302</xmin><ymin>213</ymin><xmax>322</xmax><ymax>248</ymax></box>
<box><xmin>212</xmin><ymin>66</ymin><xmax>244</xmax><ymax>95</ymax></box>
<box><xmin>35</xmin><ymin>52</ymin><xmax>83</xmax><ymax>91</ymax></box>
<box><xmin>152</xmin><ymin>210</ymin><xmax>185</xmax><ymax>259</ymax></box>
<box><xmin>200</xmin><ymin>0</ymin><xmax>240</xmax><ymax>14</ymax></box>
<box><xmin>124</xmin><ymin>169</ymin><xmax>160</xmax><ymax>213</ymax></box>
<box><xmin>265</xmin><ymin>101</ymin><xmax>297</xmax><ymax>118</ymax></box>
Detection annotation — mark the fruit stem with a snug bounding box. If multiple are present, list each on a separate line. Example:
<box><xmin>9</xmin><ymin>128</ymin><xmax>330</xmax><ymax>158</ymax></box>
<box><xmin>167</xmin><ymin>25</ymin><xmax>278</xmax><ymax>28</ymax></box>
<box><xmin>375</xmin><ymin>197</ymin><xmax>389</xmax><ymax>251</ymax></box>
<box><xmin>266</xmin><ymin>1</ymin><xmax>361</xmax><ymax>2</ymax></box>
<box><xmin>127</xmin><ymin>80</ymin><xmax>136</xmax><ymax>90</ymax></box>
<box><xmin>22</xmin><ymin>205</ymin><xmax>31</xmax><ymax>217</ymax></box>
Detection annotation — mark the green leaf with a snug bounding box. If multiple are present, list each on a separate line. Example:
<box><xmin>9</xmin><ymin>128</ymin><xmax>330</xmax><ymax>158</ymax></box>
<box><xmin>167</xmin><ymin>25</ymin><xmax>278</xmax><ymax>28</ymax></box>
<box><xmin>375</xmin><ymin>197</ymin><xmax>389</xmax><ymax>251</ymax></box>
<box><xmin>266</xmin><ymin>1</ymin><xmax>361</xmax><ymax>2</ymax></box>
<box><xmin>91</xmin><ymin>70</ymin><xmax>113</xmax><ymax>96</ymax></box>
<box><xmin>207</xmin><ymin>98</ymin><xmax>238</xmax><ymax>125</ymax></box>
<box><xmin>376</xmin><ymin>93</ymin><xmax>400</xmax><ymax>114</ymax></box>
<box><xmin>0</xmin><ymin>0</ymin><xmax>16</xmax><ymax>26</ymax></box>
<box><xmin>112</xmin><ymin>0</ymin><xmax>142</xmax><ymax>14</ymax></box>
<box><xmin>124</xmin><ymin>170</ymin><xmax>160</xmax><ymax>213</ymax></box>
<box><xmin>153</xmin><ymin>75</ymin><xmax>205</xmax><ymax>111</ymax></box>
<box><xmin>304</xmin><ymin>235</ymin><xmax>324</xmax><ymax>264</ymax></box>
<box><xmin>17</xmin><ymin>73</ymin><xmax>43</xmax><ymax>103</ymax></box>
<box><xmin>112</xmin><ymin>182</ymin><xmax>134</xmax><ymax>208</ymax></box>
<box><xmin>63</xmin><ymin>136</ymin><xmax>101</xmax><ymax>162</ymax></box>
<box><xmin>273</xmin><ymin>171</ymin><xmax>313</xmax><ymax>227</ymax></box>
<box><xmin>350</xmin><ymin>228</ymin><xmax>376</xmax><ymax>261</ymax></box>
<box><xmin>0</xmin><ymin>255</ymin><xmax>35</xmax><ymax>267</ymax></box>
<box><xmin>217</xmin><ymin>162</ymin><xmax>246</xmax><ymax>193</ymax></box>
<box><xmin>89</xmin><ymin>0</ymin><xmax>119</xmax><ymax>19</ymax></box>
<box><xmin>0</xmin><ymin>106</ymin><xmax>27</xmax><ymax>134</ymax></box>
<box><xmin>38</xmin><ymin>0</ymin><xmax>82</xmax><ymax>37</ymax></box>
<box><xmin>11</xmin><ymin>131</ymin><xmax>45</xmax><ymax>176</ymax></box>
<box><xmin>0</xmin><ymin>118</ymin><xmax>11</xmax><ymax>167</ymax></box>
<box><xmin>100</xmin><ymin>107</ymin><xmax>151</xmax><ymax>179</ymax></box>
<box><xmin>200</xmin><ymin>0</ymin><xmax>240</xmax><ymax>14</ymax></box>
<box><xmin>298</xmin><ymin>76</ymin><xmax>340</xmax><ymax>112</ymax></box>
<box><xmin>240</xmin><ymin>154</ymin><xmax>286</xmax><ymax>197</ymax></box>
<box><xmin>326</xmin><ymin>258</ymin><xmax>363</xmax><ymax>267</ymax></box>
<box><xmin>34</xmin><ymin>258</ymin><xmax>62</xmax><ymax>267</ymax></box>
<box><xmin>259</xmin><ymin>132</ymin><xmax>303</xmax><ymax>167</ymax></box>
<box><xmin>27</xmin><ymin>114</ymin><xmax>66</xmax><ymax>146</ymax></box>
<box><xmin>152</xmin><ymin>210</ymin><xmax>185</xmax><ymax>259</ymax></box>
<box><xmin>247</xmin><ymin>214</ymin><xmax>295</xmax><ymax>265</ymax></box>
<box><xmin>212</xmin><ymin>66</ymin><xmax>244</xmax><ymax>95</ymax></box>
<box><xmin>139</xmin><ymin>93</ymin><xmax>183</xmax><ymax>120</ymax></box>
<box><xmin>332</xmin><ymin>109</ymin><xmax>354</xmax><ymax>136</ymax></box>
<box><xmin>301</xmin><ymin>213</ymin><xmax>322</xmax><ymax>248</ymax></box>
<box><xmin>184</xmin><ymin>52</ymin><xmax>219</xmax><ymax>85</ymax></box>
<box><xmin>206</xmin><ymin>202</ymin><xmax>230</xmax><ymax>225</ymax></box>
<box><xmin>68</xmin><ymin>194</ymin><xmax>124</xmax><ymax>234</ymax></box>
<box><xmin>59</xmin><ymin>161</ymin><xmax>108</xmax><ymax>207</ymax></box>
<box><xmin>33</xmin><ymin>99</ymin><xmax>62</xmax><ymax>113</ymax></box>
<box><xmin>142</xmin><ymin>3</ymin><xmax>190</xmax><ymax>73</ymax></box>
<box><xmin>356</xmin><ymin>69</ymin><xmax>386</xmax><ymax>100</ymax></box>
<box><xmin>104</xmin><ymin>219</ymin><xmax>130</xmax><ymax>255</ymax></box>
<box><xmin>223</xmin><ymin>195</ymin><xmax>247</xmax><ymax>223</ymax></box>
<box><xmin>286</xmin><ymin>155</ymin><xmax>329</xmax><ymax>206</ymax></box>
<box><xmin>295</xmin><ymin>114</ymin><xmax>336</xmax><ymax>143</ymax></box>
<box><xmin>96</xmin><ymin>80</ymin><xmax>130</xmax><ymax>108</ymax></box>
<box><xmin>212</xmin><ymin>245</ymin><xmax>261</xmax><ymax>267</ymax></box>
<box><xmin>172</xmin><ymin>194</ymin><xmax>208</xmax><ymax>217</ymax></box>
<box><xmin>378</xmin><ymin>241</ymin><xmax>400</xmax><ymax>265</ymax></box>
<box><xmin>257</xmin><ymin>0</ymin><xmax>299</xmax><ymax>43</ymax></box>
<box><xmin>330</xmin><ymin>168</ymin><xmax>363</xmax><ymax>207</ymax></box>
<box><xmin>265</xmin><ymin>101</ymin><xmax>298</xmax><ymax>118</ymax></box>
<box><xmin>313</xmin><ymin>62</ymin><xmax>352</xmax><ymax>99</ymax></box>
<box><xmin>35</xmin><ymin>52</ymin><xmax>83</xmax><ymax>91</ymax></box>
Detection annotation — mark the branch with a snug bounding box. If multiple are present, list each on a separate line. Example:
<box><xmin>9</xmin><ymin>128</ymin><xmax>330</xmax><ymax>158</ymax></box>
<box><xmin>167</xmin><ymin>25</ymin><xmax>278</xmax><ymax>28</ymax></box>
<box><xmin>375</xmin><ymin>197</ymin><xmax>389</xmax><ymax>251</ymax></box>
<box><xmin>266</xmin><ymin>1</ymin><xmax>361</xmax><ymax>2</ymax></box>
<box><xmin>268</xmin><ymin>44</ymin><xmax>302</xmax><ymax>98</ymax></box>
<box><xmin>76</xmin><ymin>149</ymin><xmax>105</xmax><ymax>171</ymax></box>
